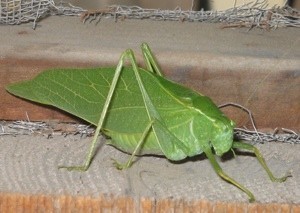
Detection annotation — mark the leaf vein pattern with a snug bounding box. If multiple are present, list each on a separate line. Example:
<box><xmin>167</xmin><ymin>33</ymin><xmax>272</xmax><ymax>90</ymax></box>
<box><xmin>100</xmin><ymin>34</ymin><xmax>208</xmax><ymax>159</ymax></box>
<box><xmin>46</xmin><ymin>76</ymin><xmax>103</xmax><ymax>104</ymax></box>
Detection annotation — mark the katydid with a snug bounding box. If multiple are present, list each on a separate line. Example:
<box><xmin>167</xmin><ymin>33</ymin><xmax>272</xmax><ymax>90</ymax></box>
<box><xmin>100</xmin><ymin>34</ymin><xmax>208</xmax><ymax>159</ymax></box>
<box><xmin>6</xmin><ymin>43</ymin><xmax>289</xmax><ymax>202</ymax></box>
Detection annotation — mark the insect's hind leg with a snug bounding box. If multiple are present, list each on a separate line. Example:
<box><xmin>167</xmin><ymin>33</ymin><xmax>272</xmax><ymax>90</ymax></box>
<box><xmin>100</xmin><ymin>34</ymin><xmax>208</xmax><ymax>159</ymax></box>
<box><xmin>141</xmin><ymin>43</ymin><xmax>163</xmax><ymax>76</ymax></box>
<box><xmin>59</xmin><ymin>49</ymin><xmax>134</xmax><ymax>172</ymax></box>
<box><xmin>233</xmin><ymin>142</ymin><xmax>290</xmax><ymax>182</ymax></box>
<box><xmin>203</xmin><ymin>146</ymin><xmax>255</xmax><ymax>202</ymax></box>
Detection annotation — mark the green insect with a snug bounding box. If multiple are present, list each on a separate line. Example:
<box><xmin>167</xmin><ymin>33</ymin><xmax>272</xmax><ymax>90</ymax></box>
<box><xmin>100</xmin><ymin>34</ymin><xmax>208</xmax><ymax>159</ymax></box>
<box><xmin>6</xmin><ymin>43</ymin><xmax>288</xmax><ymax>202</ymax></box>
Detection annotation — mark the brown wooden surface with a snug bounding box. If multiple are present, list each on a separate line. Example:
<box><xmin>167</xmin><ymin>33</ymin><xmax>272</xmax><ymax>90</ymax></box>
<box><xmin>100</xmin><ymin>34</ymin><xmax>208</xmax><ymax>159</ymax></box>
<box><xmin>0</xmin><ymin>193</ymin><xmax>299</xmax><ymax>212</ymax></box>
<box><xmin>1</xmin><ymin>56</ymin><xmax>299</xmax><ymax>130</ymax></box>
<box><xmin>0</xmin><ymin>17</ymin><xmax>300</xmax><ymax>130</ymax></box>
<box><xmin>1</xmin><ymin>17</ymin><xmax>299</xmax><ymax>130</ymax></box>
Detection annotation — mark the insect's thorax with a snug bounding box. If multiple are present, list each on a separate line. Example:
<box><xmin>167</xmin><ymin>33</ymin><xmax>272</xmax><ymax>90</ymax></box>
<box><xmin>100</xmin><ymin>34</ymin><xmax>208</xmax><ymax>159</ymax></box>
<box><xmin>189</xmin><ymin>96</ymin><xmax>235</xmax><ymax>156</ymax></box>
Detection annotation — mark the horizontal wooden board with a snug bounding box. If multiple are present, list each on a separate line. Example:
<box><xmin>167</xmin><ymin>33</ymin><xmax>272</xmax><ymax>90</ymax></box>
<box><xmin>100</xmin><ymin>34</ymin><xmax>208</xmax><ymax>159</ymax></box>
<box><xmin>1</xmin><ymin>193</ymin><xmax>299</xmax><ymax>212</ymax></box>
<box><xmin>1</xmin><ymin>17</ymin><xmax>299</xmax><ymax>129</ymax></box>
<box><xmin>1</xmin><ymin>56</ymin><xmax>299</xmax><ymax>130</ymax></box>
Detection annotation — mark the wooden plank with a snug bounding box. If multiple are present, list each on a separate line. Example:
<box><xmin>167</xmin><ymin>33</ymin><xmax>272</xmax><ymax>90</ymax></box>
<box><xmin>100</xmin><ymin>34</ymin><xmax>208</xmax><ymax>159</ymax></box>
<box><xmin>0</xmin><ymin>134</ymin><xmax>298</xmax><ymax>211</ymax></box>
<box><xmin>0</xmin><ymin>193</ymin><xmax>299</xmax><ymax>212</ymax></box>
<box><xmin>1</xmin><ymin>55</ymin><xmax>299</xmax><ymax>130</ymax></box>
<box><xmin>1</xmin><ymin>18</ymin><xmax>299</xmax><ymax>130</ymax></box>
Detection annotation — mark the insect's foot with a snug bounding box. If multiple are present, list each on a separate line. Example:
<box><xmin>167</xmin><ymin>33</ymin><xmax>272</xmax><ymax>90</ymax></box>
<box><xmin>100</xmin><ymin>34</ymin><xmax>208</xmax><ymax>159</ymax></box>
<box><xmin>58</xmin><ymin>165</ymin><xmax>88</xmax><ymax>172</ymax></box>
<box><xmin>271</xmin><ymin>172</ymin><xmax>292</xmax><ymax>183</ymax></box>
<box><xmin>111</xmin><ymin>158</ymin><xmax>131</xmax><ymax>170</ymax></box>
<box><xmin>112</xmin><ymin>160</ymin><xmax>126</xmax><ymax>170</ymax></box>
<box><xmin>245</xmin><ymin>190</ymin><xmax>255</xmax><ymax>203</ymax></box>
<box><xmin>248</xmin><ymin>196</ymin><xmax>255</xmax><ymax>203</ymax></box>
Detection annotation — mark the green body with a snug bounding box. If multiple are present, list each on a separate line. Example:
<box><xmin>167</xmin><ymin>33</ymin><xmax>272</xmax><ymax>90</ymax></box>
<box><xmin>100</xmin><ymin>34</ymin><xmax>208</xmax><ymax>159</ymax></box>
<box><xmin>6</xmin><ymin>43</ymin><xmax>288</xmax><ymax>202</ymax></box>
<box><xmin>7</xmin><ymin>67</ymin><xmax>234</xmax><ymax>160</ymax></box>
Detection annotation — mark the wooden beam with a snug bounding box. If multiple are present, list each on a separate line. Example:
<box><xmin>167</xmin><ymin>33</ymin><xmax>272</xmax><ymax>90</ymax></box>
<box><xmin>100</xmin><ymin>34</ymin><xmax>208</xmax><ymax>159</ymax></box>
<box><xmin>1</xmin><ymin>193</ymin><xmax>299</xmax><ymax>212</ymax></box>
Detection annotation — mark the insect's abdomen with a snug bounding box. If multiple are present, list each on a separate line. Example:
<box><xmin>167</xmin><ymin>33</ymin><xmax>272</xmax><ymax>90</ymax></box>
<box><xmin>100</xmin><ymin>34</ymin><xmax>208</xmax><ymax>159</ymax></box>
<box><xmin>104</xmin><ymin>130</ymin><xmax>164</xmax><ymax>155</ymax></box>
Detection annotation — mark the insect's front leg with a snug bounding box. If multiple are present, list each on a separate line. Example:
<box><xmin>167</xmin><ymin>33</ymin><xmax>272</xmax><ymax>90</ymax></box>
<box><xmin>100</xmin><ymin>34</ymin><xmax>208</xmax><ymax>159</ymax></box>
<box><xmin>232</xmin><ymin>142</ymin><xmax>291</xmax><ymax>182</ymax></box>
<box><xmin>203</xmin><ymin>145</ymin><xmax>256</xmax><ymax>202</ymax></box>
<box><xmin>58</xmin><ymin>50</ymin><xmax>132</xmax><ymax>172</ymax></box>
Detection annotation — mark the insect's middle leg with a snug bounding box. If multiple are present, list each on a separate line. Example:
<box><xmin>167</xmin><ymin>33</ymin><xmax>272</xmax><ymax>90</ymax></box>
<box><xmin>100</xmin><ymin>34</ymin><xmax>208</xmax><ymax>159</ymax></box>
<box><xmin>113</xmin><ymin>121</ymin><xmax>154</xmax><ymax>170</ymax></box>
<box><xmin>127</xmin><ymin>46</ymin><xmax>190</xmax><ymax>161</ymax></box>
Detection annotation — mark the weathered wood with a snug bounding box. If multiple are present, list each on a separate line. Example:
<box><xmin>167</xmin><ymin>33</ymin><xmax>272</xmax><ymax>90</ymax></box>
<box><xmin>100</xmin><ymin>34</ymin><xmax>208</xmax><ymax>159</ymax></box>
<box><xmin>1</xmin><ymin>18</ymin><xmax>299</xmax><ymax>129</ymax></box>
<box><xmin>1</xmin><ymin>56</ymin><xmax>299</xmax><ymax>130</ymax></box>
<box><xmin>0</xmin><ymin>193</ymin><xmax>299</xmax><ymax>212</ymax></box>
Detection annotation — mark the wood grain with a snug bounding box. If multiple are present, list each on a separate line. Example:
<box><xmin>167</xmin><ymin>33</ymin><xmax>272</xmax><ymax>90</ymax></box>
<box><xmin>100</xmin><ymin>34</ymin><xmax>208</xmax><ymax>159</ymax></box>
<box><xmin>0</xmin><ymin>193</ymin><xmax>299</xmax><ymax>212</ymax></box>
<box><xmin>1</xmin><ymin>56</ymin><xmax>299</xmax><ymax>130</ymax></box>
<box><xmin>0</xmin><ymin>134</ymin><xmax>299</xmax><ymax>211</ymax></box>
<box><xmin>1</xmin><ymin>18</ymin><xmax>299</xmax><ymax>130</ymax></box>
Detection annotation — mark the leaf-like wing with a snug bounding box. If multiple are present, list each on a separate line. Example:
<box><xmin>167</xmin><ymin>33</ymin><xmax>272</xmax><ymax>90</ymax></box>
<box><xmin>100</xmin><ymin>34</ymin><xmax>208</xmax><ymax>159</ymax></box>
<box><xmin>6</xmin><ymin>67</ymin><xmax>195</xmax><ymax>133</ymax></box>
<box><xmin>7</xmin><ymin>68</ymin><xmax>115</xmax><ymax>125</ymax></box>
<box><xmin>7</xmin><ymin>66</ymin><xmax>229</xmax><ymax>157</ymax></box>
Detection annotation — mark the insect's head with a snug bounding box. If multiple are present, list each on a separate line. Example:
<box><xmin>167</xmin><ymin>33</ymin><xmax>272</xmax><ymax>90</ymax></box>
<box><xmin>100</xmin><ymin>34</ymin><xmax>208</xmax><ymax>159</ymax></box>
<box><xmin>210</xmin><ymin>117</ymin><xmax>235</xmax><ymax>156</ymax></box>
